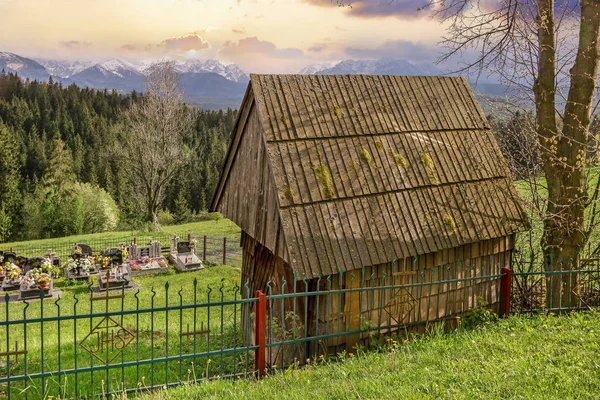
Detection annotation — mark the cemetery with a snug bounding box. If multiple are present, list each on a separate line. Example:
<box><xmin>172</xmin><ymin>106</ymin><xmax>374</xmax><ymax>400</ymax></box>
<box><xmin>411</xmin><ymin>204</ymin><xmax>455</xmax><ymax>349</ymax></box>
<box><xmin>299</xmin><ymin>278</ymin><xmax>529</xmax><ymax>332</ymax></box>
<box><xmin>0</xmin><ymin>234</ymin><xmax>227</xmax><ymax>301</ymax></box>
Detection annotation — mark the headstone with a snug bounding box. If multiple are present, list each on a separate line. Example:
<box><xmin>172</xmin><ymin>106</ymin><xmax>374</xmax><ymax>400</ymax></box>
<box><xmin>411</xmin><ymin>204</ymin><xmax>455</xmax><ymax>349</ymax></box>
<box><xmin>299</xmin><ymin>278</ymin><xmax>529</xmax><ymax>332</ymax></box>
<box><xmin>3</xmin><ymin>252</ymin><xmax>17</xmax><ymax>265</ymax></box>
<box><xmin>23</xmin><ymin>256</ymin><xmax>45</xmax><ymax>274</ymax></box>
<box><xmin>100</xmin><ymin>248</ymin><xmax>123</xmax><ymax>265</ymax></box>
<box><xmin>139</xmin><ymin>247</ymin><xmax>151</xmax><ymax>258</ymax></box>
<box><xmin>44</xmin><ymin>251</ymin><xmax>61</xmax><ymax>267</ymax></box>
<box><xmin>71</xmin><ymin>244</ymin><xmax>93</xmax><ymax>258</ymax></box>
<box><xmin>19</xmin><ymin>280</ymin><xmax>53</xmax><ymax>300</ymax></box>
<box><xmin>177</xmin><ymin>241</ymin><xmax>192</xmax><ymax>254</ymax></box>
<box><xmin>171</xmin><ymin>235</ymin><xmax>179</xmax><ymax>252</ymax></box>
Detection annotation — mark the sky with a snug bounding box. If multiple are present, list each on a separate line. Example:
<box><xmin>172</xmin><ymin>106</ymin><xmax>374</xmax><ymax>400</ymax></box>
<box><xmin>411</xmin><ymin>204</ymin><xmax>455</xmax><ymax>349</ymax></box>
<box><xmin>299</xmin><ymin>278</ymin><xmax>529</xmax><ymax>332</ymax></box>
<box><xmin>0</xmin><ymin>0</ymin><xmax>451</xmax><ymax>73</ymax></box>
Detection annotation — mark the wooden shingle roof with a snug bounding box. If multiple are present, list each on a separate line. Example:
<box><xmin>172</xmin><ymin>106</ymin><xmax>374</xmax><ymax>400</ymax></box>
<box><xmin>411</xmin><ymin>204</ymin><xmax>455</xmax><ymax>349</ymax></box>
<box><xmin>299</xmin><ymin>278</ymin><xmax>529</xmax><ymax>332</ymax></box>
<box><xmin>213</xmin><ymin>74</ymin><xmax>529</xmax><ymax>278</ymax></box>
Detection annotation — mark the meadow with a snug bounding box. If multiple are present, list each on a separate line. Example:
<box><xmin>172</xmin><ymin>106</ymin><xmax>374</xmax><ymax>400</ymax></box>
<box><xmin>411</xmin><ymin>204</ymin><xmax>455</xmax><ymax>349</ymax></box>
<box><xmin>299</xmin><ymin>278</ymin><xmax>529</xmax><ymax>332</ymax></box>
<box><xmin>137</xmin><ymin>311</ymin><xmax>600</xmax><ymax>400</ymax></box>
<box><xmin>0</xmin><ymin>219</ymin><xmax>241</xmax><ymax>258</ymax></box>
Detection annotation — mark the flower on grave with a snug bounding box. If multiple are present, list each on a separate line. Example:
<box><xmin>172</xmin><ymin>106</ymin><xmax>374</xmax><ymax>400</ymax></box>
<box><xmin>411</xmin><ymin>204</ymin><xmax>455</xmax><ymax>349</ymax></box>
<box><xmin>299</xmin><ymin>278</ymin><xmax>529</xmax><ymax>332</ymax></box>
<box><xmin>64</xmin><ymin>258</ymin><xmax>91</xmax><ymax>273</ymax></box>
<box><xmin>36</xmin><ymin>273</ymin><xmax>51</xmax><ymax>286</ymax></box>
<box><xmin>93</xmin><ymin>256</ymin><xmax>111</xmax><ymax>268</ymax></box>
<box><xmin>41</xmin><ymin>258</ymin><xmax>52</xmax><ymax>270</ymax></box>
<box><xmin>40</xmin><ymin>258</ymin><xmax>61</xmax><ymax>278</ymax></box>
<box><xmin>129</xmin><ymin>261</ymin><xmax>142</xmax><ymax>270</ymax></box>
<box><xmin>5</xmin><ymin>263</ymin><xmax>22</xmax><ymax>280</ymax></box>
<box><xmin>23</xmin><ymin>276</ymin><xmax>35</xmax><ymax>289</ymax></box>
<box><xmin>93</xmin><ymin>256</ymin><xmax>107</xmax><ymax>267</ymax></box>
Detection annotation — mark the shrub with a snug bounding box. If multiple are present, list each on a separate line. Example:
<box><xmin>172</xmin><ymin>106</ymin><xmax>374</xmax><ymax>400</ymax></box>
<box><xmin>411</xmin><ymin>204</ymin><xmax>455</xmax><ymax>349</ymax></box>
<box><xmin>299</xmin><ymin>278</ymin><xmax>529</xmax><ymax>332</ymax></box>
<box><xmin>0</xmin><ymin>207</ymin><xmax>12</xmax><ymax>242</ymax></box>
<box><xmin>72</xmin><ymin>182</ymin><xmax>119</xmax><ymax>233</ymax></box>
<box><xmin>189</xmin><ymin>211</ymin><xmax>223</xmax><ymax>222</ymax></box>
<box><xmin>158</xmin><ymin>209</ymin><xmax>174</xmax><ymax>226</ymax></box>
<box><xmin>461</xmin><ymin>297</ymin><xmax>498</xmax><ymax>329</ymax></box>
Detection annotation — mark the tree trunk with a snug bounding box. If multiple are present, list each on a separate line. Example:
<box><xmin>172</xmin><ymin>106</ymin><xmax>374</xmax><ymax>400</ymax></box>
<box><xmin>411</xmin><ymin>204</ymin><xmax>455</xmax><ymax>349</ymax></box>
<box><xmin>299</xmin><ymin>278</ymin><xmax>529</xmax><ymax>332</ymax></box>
<box><xmin>540</xmin><ymin>0</ymin><xmax>600</xmax><ymax>309</ymax></box>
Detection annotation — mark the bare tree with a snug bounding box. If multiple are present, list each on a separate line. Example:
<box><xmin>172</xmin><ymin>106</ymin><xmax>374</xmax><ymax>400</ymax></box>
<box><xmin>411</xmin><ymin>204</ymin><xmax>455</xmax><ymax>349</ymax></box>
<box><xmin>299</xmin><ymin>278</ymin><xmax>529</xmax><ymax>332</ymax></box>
<box><xmin>123</xmin><ymin>62</ymin><xmax>192</xmax><ymax>230</ymax></box>
<box><xmin>432</xmin><ymin>0</ymin><xmax>600</xmax><ymax>308</ymax></box>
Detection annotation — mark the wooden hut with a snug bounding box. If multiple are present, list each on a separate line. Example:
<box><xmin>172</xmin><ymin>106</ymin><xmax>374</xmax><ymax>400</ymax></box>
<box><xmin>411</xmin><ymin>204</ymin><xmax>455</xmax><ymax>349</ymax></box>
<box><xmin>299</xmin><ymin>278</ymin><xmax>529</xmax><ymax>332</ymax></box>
<box><xmin>210</xmin><ymin>74</ymin><xmax>528</xmax><ymax>350</ymax></box>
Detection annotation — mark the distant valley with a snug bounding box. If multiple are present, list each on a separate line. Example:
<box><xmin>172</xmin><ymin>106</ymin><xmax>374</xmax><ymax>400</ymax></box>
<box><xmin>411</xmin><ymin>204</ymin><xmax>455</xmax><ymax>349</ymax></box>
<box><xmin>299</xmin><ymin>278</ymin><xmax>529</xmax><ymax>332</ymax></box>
<box><xmin>0</xmin><ymin>51</ymin><xmax>509</xmax><ymax>110</ymax></box>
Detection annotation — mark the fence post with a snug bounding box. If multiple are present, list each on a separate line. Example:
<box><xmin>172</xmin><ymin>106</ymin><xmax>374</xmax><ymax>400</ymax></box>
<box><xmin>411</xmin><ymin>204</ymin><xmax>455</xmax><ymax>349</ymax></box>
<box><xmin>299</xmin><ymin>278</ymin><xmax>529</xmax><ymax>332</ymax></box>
<box><xmin>255</xmin><ymin>290</ymin><xmax>267</xmax><ymax>378</ymax></box>
<box><xmin>223</xmin><ymin>237</ymin><xmax>227</xmax><ymax>265</ymax></box>
<box><xmin>203</xmin><ymin>235</ymin><xmax>207</xmax><ymax>261</ymax></box>
<box><xmin>500</xmin><ymin>267</ymin><xmax>512</xmax><ymax>316</ymax></box>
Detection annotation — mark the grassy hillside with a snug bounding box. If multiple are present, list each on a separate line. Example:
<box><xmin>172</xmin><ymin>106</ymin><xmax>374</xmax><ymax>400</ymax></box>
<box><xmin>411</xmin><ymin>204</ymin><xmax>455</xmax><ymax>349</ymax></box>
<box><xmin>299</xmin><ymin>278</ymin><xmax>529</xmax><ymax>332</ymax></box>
<box><xmin>0</xmin><ymin>219</ymin><xmax>241</xmax><ymax>249</ymax></box>
<box><xmin>138</xmin><ymin>311</ymin><xmax>600</xmax><ymax>400</ymax></box>
<box><xmin>0</xmin><ymin>219</ymin><xmax>241</xmax><ymax>253</ymax></box>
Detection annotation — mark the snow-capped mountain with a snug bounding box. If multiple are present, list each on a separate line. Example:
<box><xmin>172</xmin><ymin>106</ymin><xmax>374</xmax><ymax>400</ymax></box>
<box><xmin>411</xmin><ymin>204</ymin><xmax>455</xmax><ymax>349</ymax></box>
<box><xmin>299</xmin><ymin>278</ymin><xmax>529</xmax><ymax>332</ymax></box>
<box><xmin>176</xmin><ymin>59</ymin><xmax>249</xmax><ymax>83</ymax></box>
<box><xmin>36</xmin><ymin>59</ymin><xmax>94</xmax><ymax>78</ymax></box>
<box><xmin>298</xmin><ymin>58</ymin><xmax>508</xmax><ymax>97</ymax></box>
<box><xmin>0</xmin><ymin>52</ymin><xmax>49</xmax><ymax>81</ymax></box>
<box><xmin>298</xmin><ymin>62</ymin><xmax>336</xmax><ymax>75</ymax></box>
<box><xmin>67</xmin><ymin>59</ymin><xmax>145</xmax><ymax>91</ymax></box>
<box><xmin>35</xmin><ymin>56</ymin><xmax>249</xmax><ymax>83</ymax></box>
<box><xmin>301</xmin><ymin>58</ymin><xmax>443</xmax><ymax>76</ymax></box>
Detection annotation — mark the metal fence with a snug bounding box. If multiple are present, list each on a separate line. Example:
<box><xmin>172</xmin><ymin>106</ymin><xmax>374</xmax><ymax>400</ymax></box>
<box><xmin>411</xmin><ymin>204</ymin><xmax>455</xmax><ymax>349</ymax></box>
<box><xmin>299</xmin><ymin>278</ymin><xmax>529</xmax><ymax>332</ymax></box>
<box><xmin>1</xmin><ymin>255</ymin><xmax>600</xmax><ymax>398</ymax></box>
<box><xmin>0</xmin><ymin>279</ymin><xmax>256</xmax><ymax>399</ymax></box>
<box><xmin>0</xmin><ymin>260</ymin><xmax>504</xmax><ymax>398</ymax></box>
<box><xmin>511</xmin><ymin>257</ymin><xmax>600</xmax><ymax>313</ymax></box>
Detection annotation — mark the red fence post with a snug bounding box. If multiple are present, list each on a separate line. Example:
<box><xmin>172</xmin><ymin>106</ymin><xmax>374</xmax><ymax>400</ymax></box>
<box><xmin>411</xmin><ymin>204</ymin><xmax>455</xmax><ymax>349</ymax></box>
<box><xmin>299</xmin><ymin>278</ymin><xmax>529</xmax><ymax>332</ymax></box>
<box><xmin>255</xmin><ymin>290</ymin><xmax>267</xmax><ymax>378</ymax></box>
<box><xmin>203</xmin><ymin>235</ymin><xmax>207</xmax><ymax>262</ymax></box>
<box><xmin>500</xmin><ymin>267</ymin><xmax>512</xmax><ymax>317</ymax></box>
<box><xmin>223</xmin><ymin>237</ymin><xmax>227</xmax><ymax>265</ymax></box>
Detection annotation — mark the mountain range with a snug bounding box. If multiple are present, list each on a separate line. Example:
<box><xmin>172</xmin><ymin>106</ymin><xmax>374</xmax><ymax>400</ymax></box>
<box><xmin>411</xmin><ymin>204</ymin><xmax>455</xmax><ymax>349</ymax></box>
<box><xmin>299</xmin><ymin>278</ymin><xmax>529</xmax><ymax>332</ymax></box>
<box><xmin>1</xmin><ymin>51</ymin><xmax>507</xmax><ymax>109</ymax></box>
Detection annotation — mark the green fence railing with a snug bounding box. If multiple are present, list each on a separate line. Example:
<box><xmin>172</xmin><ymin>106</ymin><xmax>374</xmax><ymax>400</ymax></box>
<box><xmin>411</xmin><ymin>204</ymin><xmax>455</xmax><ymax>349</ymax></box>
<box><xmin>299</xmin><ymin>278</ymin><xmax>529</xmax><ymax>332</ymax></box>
<box><xmin>0</xmin><ymin>278</ymin><xmax>256</xmax><ymax>399</ymax></box>
<box><xmin>0</xmin><ymin>258</ymin><xmax>506</xmax><ymax>399</ymax></box>
<box><xmin>3</xmin><ymin>251</ymin><xmax>600</xmax><ymax>398</ymax></box>
<box><xmin>511</xmin><ymin>257</ymin><xmax>600</xmax><ymax>313</ymax></box>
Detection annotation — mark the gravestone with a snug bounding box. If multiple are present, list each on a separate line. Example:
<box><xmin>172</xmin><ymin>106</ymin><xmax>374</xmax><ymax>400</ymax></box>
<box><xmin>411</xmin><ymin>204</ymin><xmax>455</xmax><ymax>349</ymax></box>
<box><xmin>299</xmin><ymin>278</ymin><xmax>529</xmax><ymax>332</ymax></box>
<box><xmin>3</xmin><ymin>252</ymin><xmax>16</xmax><ymax>265</ymax></box>
<box><xmin>23</xmin><ymin>256</ymin><xmax>46</xmax><ymax>274</ymax></box>
<box><xmin>44</xmin><ymin>251</ymin><xmax>61</xmax><ymax>267</ymax></box>
<box><xmin>139</xmin><ymin>247</ymin><xmax>151</xmax><ymax>258</ymax></box>
<box><xmin>177</xmin><ymin>241</ymin><xmax>192</xmax><ymax>254</ymax></box>
<box><xmin>19</xmin><ymin>280</ymin><xmax>54</xmax><ymax>300</ymax></box>
<box><xmin>71</xmin><ymin>244</ymin><xmax>93</xmax><ymax>258</ymax></box>
<box><xmin>96</xmin><ymin>267</ymin><xmax>134</xmax><ymax>291</ymax></box>
<box><xmin>100</xmin><ymin>248</ymin><xmax>123</xmax><ymax>265</ymax></box>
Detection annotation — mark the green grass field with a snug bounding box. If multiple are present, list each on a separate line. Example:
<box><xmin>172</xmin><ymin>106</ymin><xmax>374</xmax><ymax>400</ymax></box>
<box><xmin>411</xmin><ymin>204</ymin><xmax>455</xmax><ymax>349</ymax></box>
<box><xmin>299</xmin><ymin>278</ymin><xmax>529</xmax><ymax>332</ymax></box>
<box><xmin>136</xmin><ymin>311</ymin><xmax>600</xmax><ymax>400</ymax></box>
